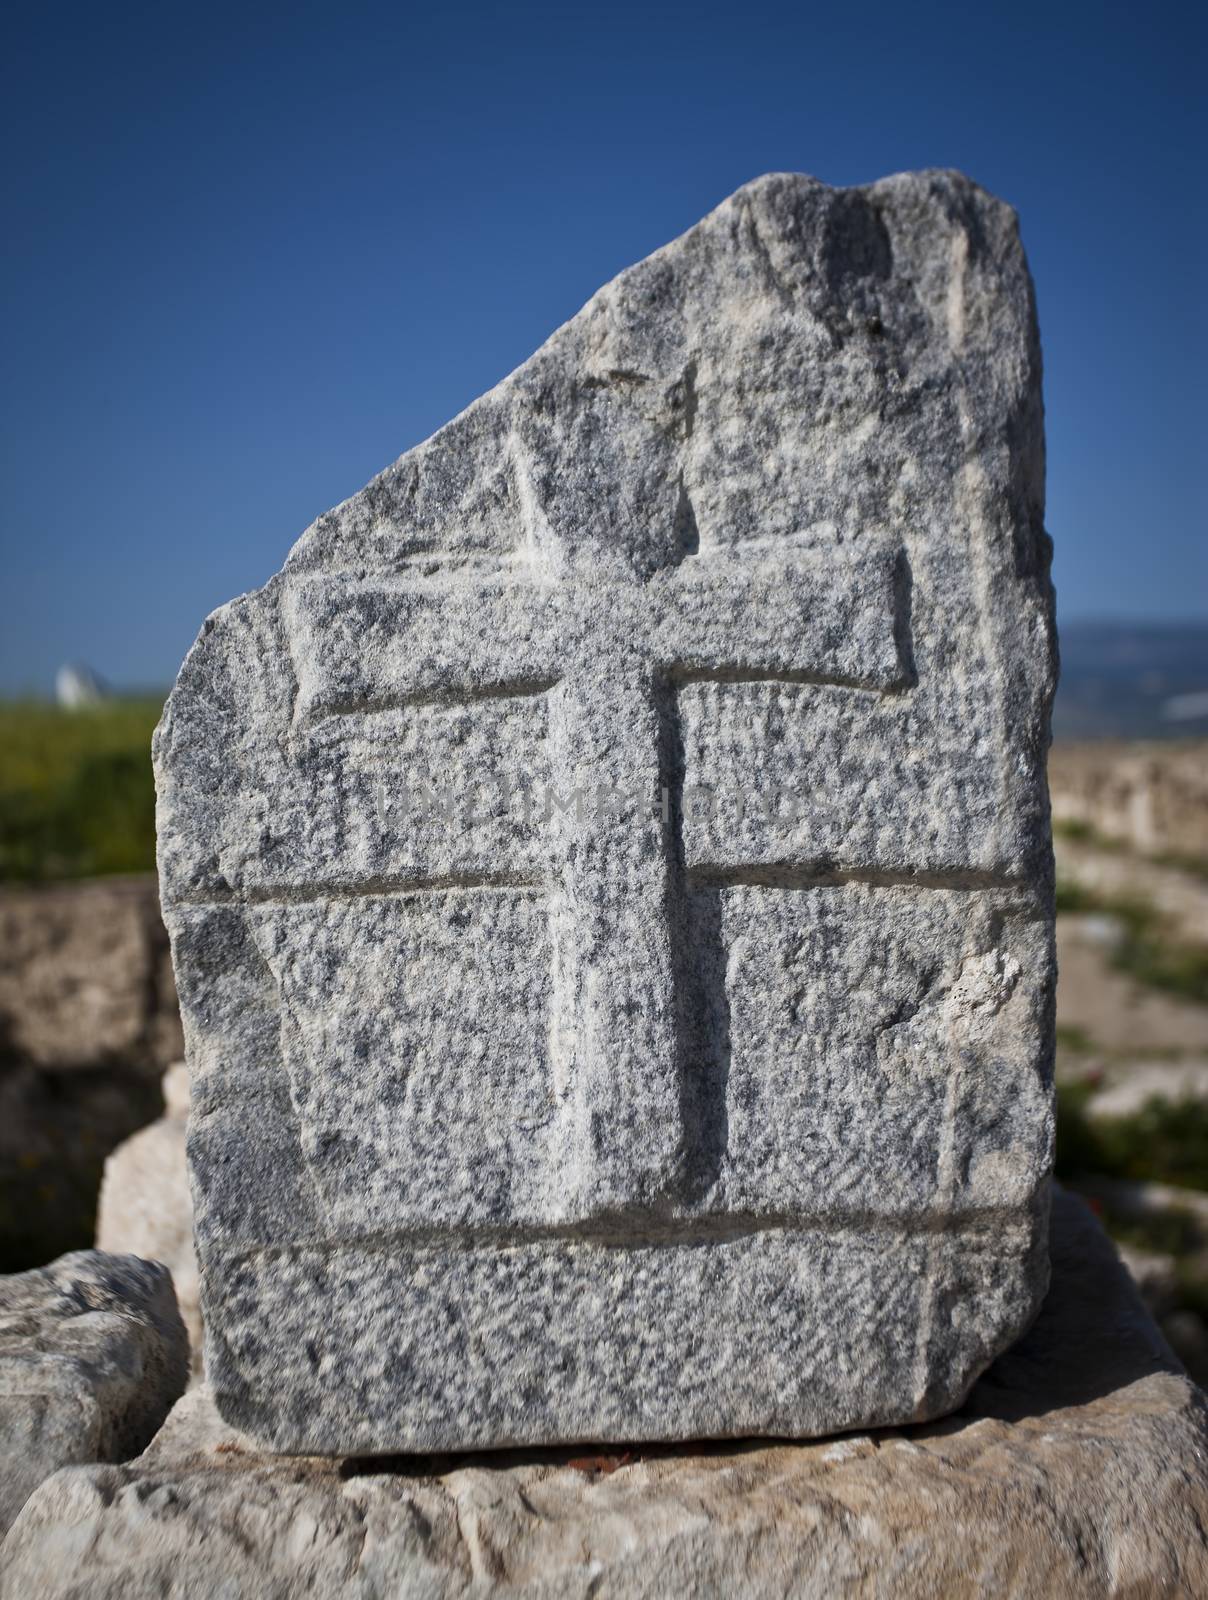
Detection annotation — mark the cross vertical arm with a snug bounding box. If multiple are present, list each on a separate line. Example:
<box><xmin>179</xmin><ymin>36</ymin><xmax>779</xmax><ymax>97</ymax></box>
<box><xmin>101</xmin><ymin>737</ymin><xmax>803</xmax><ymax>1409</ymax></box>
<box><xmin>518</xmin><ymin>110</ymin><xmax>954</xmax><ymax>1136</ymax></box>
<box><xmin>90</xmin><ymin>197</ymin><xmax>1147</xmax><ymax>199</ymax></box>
<box><xmin>542</xmin><ymin>664</ymin><xmax>687</xmax><ymax>1218</ymax></box>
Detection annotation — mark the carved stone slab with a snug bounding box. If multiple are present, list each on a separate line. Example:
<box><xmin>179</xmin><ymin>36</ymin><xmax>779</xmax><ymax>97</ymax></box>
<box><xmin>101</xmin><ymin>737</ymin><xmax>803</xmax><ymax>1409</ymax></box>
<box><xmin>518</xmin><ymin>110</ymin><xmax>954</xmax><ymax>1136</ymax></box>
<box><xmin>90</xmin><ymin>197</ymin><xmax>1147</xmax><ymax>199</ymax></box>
<box><xmin>154</xmin><ymin>171</ymin><xmax>1057</xmax><ymax>1452</ymax></box>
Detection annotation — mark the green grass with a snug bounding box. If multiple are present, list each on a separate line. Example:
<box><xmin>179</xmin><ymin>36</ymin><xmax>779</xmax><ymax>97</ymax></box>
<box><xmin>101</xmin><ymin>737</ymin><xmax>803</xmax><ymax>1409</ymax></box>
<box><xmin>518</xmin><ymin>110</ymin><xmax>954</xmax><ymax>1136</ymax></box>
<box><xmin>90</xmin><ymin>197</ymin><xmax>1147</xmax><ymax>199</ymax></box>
<box><xmin>1055</xmin><ymin>1023</ymin><xmax>1095</xmax><ymax>1056</ymax></box>
<box><xmin>0</xmin><ymin>699</ymin><xmax>163</xmax><ymax>882</ymax></box>
<box><xmin>1055</xmin><ymin>879</ymin><xmax>1208</xmax><ymax>1006</ymax></box>
<box><xmin>1152</xmin><ymin>849</ymin><xmax>1208</xmax><ymax>884</ymax></box>
<box><xmin>1054</xmin><ymin>879</ymin><xmax>1099</xmax><ymax>914</ymax></box>
<box><xmin>1105</xmin><ymin>1211</ymin><xmax>1208</xmax><ymax>1324</ymax></box>
<box><xmin>1055</xmin><ymin>1081</ymin><xmax>1208</xmax><ymax>1191</ymax></box>
<box><xmin>1052</xmin><ymin>816</ymin><xmax>1111</xmax><ymax>847</ymax></box>
<box><xmin>1053</xmin><ymin>815</ymin><xmax>1208</xmax><ymax>880</ymax></box>
<box><xmin>1056</xmin><ymin>1084</ymin><xmax>1208</xmax><ymax>1361</ymax></box>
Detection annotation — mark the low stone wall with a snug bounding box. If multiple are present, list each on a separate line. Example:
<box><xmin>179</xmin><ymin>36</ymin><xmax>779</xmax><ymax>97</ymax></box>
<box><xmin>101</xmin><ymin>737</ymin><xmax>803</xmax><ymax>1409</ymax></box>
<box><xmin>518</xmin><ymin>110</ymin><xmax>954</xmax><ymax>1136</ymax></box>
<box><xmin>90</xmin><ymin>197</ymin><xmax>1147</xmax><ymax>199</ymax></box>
<box><xmin>0</xmin><ymin>875</ymin><xmax>183</xmax><ymax>1270</ymax></box>
<box><xmin>1049</xmin><ymin>738</ymin><xmax>1208</xmax><ymax>860</ymax></box>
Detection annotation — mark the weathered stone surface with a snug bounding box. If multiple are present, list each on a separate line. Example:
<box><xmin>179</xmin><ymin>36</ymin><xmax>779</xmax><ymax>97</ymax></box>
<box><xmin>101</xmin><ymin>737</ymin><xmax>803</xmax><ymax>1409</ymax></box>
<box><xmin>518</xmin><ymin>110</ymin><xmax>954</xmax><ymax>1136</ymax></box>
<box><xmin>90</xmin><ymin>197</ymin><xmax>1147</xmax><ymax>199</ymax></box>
<box><xmin>0</xmin><ymin>1251</ymin><xmax>187</xmax><ymax>1536</ymax></box>
<box><xmin>5</xmin><ymin>1196</ymin><xmax>1205</xmax><ymax>1598</ymax></box>
<box><xmin>154</xmin><ymin>170</ymin><xmax>1057</xmax><ymax>1451</ymax></box>
<box><xmin>97</xmin><ymin>1066</ymin><xmax>202</xmax><ymax>1378</ymax></box>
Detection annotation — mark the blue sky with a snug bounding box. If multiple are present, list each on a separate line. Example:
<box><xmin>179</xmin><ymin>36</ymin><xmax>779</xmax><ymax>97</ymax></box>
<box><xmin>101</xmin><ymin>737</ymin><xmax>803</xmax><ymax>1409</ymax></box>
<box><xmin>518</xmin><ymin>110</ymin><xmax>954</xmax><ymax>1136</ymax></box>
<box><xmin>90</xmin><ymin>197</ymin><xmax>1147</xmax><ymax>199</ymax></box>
<box><xmin>1</xmin><ymin>0</ymin><xmax>1204</xmax><ymax>693</ymax></box>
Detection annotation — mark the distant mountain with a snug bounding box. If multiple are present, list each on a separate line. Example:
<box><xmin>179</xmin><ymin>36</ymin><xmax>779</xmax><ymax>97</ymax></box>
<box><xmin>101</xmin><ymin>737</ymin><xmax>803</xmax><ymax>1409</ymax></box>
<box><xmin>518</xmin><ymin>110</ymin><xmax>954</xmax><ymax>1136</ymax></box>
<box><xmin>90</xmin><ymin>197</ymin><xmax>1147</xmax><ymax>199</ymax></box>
<box><xmin>1054</xmin><ymin>621</ymin><xmax>1208</xmax><ymax>741</ymax></box>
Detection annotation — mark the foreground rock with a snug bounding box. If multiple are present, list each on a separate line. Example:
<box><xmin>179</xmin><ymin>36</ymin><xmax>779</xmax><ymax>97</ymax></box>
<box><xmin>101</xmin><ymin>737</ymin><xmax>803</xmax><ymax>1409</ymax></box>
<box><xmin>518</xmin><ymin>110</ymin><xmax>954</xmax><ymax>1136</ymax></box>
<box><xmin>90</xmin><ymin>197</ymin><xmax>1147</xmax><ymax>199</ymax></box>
<box><xmin>5</xmin><ymin>1195</ymin><xmax>1204</xmax><ymax>1597</ymax></box>
<box><xmin>155</xmin><ymin>169</ymin><xmax>1057</xmax><ymax>1452</ymax></box>
<box><xmin>0</xmin><ymin>1252</ymin><xmax>187</xmax><ymax>1536</ymax></box>
<box><xmin>96</xmin><ymin>1064</ymin><xmax>202</xmax><ymax>1377</ymax></box>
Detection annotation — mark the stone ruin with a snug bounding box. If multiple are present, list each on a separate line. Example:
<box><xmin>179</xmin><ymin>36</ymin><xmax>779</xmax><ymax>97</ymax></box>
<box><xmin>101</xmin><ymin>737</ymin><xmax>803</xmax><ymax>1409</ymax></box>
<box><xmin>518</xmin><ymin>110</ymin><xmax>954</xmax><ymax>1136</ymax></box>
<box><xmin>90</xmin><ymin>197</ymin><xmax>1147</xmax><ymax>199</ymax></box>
<box><xmin>153</xmin><ymin>169</ymin><xmax>1056</xmax><ymax>1453</ymax></box>
<box><xmin>4</xmin><ymin>171</ymin><xmax>1208</xmax><ymax>1598</ymax></box>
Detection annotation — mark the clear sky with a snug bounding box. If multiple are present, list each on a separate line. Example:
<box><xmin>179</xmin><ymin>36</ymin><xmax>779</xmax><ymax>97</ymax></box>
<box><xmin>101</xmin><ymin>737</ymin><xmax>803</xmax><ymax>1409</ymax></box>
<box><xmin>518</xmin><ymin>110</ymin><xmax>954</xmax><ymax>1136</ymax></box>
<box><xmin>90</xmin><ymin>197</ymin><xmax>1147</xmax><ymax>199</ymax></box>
<box><xmin>1</xmin><ymin>0</ymin><xmax>1204</xmax><ymax>693</ymax></box>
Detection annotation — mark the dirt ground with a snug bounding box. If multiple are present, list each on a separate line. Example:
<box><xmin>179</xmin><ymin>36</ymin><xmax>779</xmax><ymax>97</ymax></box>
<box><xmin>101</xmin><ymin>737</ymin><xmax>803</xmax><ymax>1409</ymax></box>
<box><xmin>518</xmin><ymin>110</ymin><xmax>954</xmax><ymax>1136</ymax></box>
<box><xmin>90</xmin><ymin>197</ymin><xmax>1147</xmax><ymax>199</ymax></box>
<box><xmin>1057</xmin><ymin>915</ymin><xmax>1208</xmax><ymax>1059</ymax></box>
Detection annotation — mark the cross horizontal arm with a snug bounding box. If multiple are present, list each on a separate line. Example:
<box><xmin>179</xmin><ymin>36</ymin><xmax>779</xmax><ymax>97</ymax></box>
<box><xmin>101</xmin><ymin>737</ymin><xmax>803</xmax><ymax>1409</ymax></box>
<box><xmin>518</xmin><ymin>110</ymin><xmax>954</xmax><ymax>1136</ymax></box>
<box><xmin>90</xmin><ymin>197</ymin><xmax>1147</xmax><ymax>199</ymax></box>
<box><xmin>649</xmin><ymin>540</ymin><xmax>909</xmax><ymax>692</ymax></box>
<box><xmin>285</xmin><ymin>538</ymin><xmax>909</xmax><ymax>724</ymax></box>
<box><xmin>285</xmin><ymin>576</ymin><xmax>564</xmax><ymax>723</ymax></box>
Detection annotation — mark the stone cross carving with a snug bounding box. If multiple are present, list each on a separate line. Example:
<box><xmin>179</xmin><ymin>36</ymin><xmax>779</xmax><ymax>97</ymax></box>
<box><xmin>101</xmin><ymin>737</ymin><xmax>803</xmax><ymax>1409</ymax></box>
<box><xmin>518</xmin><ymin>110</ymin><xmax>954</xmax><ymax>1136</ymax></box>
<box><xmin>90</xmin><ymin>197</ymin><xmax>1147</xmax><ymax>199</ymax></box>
<box><xmin>284</xmin><ymin>542</ymin><xmax>907</xmax><ymax>1218</ymax></box>
<box><xmin>156</xmin><ymin>171</ymin><xmax>1057</xmax><ymax>1456</ymax></box>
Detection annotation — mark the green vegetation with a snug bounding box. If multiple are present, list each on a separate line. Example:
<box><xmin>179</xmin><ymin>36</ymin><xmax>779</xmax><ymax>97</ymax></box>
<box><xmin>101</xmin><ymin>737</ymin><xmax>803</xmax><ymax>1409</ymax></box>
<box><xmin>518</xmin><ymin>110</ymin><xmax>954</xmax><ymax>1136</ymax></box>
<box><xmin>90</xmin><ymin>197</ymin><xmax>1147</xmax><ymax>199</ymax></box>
<box><xmin>1056</xmin><ymin>1083</ymin><xmax>1208</xmax><ymax>1341</ymax></box>
<box><xmin>1052</xmin><ymin>816</ymin><xmax>1106</xmax><ymax>846</ymax></box>
<box><xmin>1053</xmin><ymin>878</ymin><xmax>1101</xmax><ymax>915</ymax></box>
<box><xmin>1153</xmin><ymin>849</ymin><xmax>1208</xmax><ymax>884</ymax></box>
<box><xmin>1105</xmin><ymin>1208</ymin><xmax>1208</xmax><ymax>1325</ymax></box>
<box><xmin>1055</xmin><ymin>879</ymin><xmax>1208</xmax><ymax>1006</ymax></box>
<box><xmin>1053</xmin><ymin>815</ymin><xmax>1208</xmax><ymax>881</ymax></box>
<box><xmin>1055</xmin><ymin>1023</ymin><xmax>1095</xmax><ymax>1055</ymax></box>
<box><xmin>0</xmin><ymin>699</ymin><xmax>163</xmax><ymax>882</ymax></box>
<box><xmin>1115</xmin><ymin>914</ymin><xmax>1208</xmax><ymax>1005</ymax></box>
<box><xmin>1056</xmin><ymin>1080</ymin><xmax>1208</xmax><ymax>1191</ymax></box>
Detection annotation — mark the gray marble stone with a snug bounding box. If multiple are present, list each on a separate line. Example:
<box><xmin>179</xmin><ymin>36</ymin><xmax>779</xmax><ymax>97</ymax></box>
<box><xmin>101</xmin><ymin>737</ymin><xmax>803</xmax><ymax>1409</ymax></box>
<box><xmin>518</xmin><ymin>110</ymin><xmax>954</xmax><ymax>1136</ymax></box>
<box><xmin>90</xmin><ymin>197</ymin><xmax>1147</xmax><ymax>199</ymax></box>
<box><xmin>0</xmin><ymin>1251</ymin><xmax>187</xmax><ymax>1535</ymax></box>
<box><xmin>154</xmin><ymin>170</ymin><xmax>1057</xmax><ymax>1452</ymax></box>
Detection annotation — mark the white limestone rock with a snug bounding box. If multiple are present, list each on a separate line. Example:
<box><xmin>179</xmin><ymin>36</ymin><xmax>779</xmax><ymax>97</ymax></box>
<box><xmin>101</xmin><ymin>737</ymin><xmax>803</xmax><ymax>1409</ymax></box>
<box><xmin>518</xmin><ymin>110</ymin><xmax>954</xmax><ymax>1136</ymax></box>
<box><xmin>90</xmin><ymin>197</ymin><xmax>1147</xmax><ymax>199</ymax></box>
<box><xmin>5</xmin><ymin>1196</ymin><xmax>1206</xmax><ymax>1598</ymax></box>
<box><xmin>0</xmin><ymin>1251</ymin><xmax>187</xmax><ymax>1536</ymax></box>
<box><xmin>97</xmin><ymin>1065</ymin><xmax>202</xmax><ymax>1379</ymax></box>
<box><xmin>154</xmin><ymin>170</ymin><xmax>1057</xmax><ymax>1451</ymax></box>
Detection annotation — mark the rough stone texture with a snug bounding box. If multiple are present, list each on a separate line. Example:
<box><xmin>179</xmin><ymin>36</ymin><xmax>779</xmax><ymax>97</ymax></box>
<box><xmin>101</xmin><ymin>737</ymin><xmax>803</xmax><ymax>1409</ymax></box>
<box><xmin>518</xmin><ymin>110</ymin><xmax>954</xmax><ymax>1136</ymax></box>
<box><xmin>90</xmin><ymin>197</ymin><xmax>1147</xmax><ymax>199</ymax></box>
<box><xmin>97</xmin><ymin>1065</ymin><xmax>202</xmax><ymax>1379</ymax></box>
<box><xmin>0</xmin><ymin>876</ymin><xmax>183</xmax><ymax>1270</ymax></box>
<box><xmin>0</xmin><ymin>1251</ymin><xmax>187</xmax><ymax>1537</ymax></box>
<box><xmin>5</xmin><ymin>1195</ymin><xmax>1206</xmax><ymax>1598</ymax></box>
<box><xmin>154</xmin><ymin>170</ymin><xmax>1057</xmax><ymax>1451</ymax></box>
